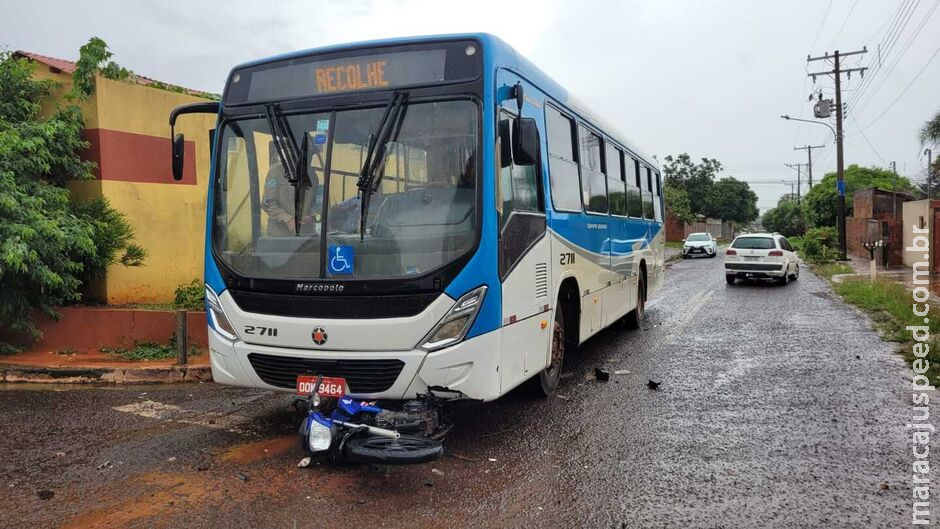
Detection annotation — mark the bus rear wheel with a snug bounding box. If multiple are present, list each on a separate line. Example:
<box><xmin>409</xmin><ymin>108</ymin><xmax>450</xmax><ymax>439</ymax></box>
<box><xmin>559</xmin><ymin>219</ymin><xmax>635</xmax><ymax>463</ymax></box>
<box><xmin>526</xmin><ymin>301</ymin><xmax>565</xmax><ymax>397</ymax></box>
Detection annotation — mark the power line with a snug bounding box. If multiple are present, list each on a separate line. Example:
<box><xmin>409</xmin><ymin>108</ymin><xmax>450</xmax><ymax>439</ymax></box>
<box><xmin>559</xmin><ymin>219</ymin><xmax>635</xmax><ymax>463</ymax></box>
<box><xmin>852</xmin><ymin>0</ymin><xmax>939</xmax><ymax>116</ymax></box>
<box><xmin>809</xmin><ymin>0</ymin><xmax>835</xmax><ymax>54</ymax></box>
<box><xmin>828</xmin><ymin>0</ymin><xmax>860</xmax><ymax>49</ymax></box>
<box><xmin>850</xmin><ymin>115</ymin><xmax>886</xmax><ymax>163</ymax></box>
<box><xmin>848</xmin><ymin>0</ymin><xmax>924</xmax><ymax>109</ymax></box>
<box><xmin>859</xmin><ymin>43</ymin><xmax>940</xmax><ymax>130</ymax></box>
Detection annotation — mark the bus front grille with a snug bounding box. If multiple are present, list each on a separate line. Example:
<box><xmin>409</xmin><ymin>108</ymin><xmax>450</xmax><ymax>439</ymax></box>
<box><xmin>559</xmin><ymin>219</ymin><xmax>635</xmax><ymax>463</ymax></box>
<box><xmin>247</xmin><ymin>353</ymin><xmax>405</xmax><ymax>394</ymax></box>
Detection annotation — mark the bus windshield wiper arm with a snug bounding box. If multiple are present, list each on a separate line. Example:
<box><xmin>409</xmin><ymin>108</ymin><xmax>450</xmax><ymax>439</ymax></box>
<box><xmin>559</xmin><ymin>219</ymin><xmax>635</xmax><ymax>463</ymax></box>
<box><xmin>356</xmin><ymin>91</ymin><xmax>408</xmax><ymax>240</ymax></box>
<box><xmin>265</xmin><ymin>103</ymin><xmax>302</xmax><ymax>185</ymax></box>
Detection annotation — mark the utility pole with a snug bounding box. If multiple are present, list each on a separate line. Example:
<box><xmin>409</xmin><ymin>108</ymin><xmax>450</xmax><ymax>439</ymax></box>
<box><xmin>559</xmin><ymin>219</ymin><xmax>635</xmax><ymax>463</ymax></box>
<box><xmin>793</xmin><ymin>145</ymin><xmax>825</xmax><ymax>188</ymax></box>
<box><xmin>785</xmin><ymin>163</ymin><xmax>808</xmax><ymax>203</ymax></box>
<box><xmin>927</xmin><ymin>148</ymin><xmax>934</xmax><ymax>200</ymax></box>
<box><xmin>891</xmin><ymin>161</ymin><xmax>898</xmax><ymax>218</ymax></box>
<box><xmin>808</xmin><ymin>47</ymin><xmax>868</xmax><ymax>260</ymax></box>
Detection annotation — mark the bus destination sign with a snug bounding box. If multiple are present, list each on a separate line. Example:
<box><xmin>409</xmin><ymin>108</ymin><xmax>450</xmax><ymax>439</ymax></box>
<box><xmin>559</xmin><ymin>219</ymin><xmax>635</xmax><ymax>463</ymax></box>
<box><xmin>225</xmin><ymin>41</ymin><xmax>481</xmax><ymax>105</ymax></box>
<box><xmin>311</xmin><ymin>50</ymin><xmax>445</xmax><ymax>95</ymax></box>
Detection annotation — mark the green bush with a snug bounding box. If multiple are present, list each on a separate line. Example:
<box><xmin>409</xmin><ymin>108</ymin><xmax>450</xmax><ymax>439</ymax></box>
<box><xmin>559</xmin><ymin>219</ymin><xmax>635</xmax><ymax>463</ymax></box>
<box><xmin>0</xmin><ymin>44</ymin><xmax>144</xmax><ymax>351</ymax></box>
<box><xmin>800</xmin><ymin>226</ymin><xmax>839</xmax><ymax>264</ymax></box>
<box><xmin>173</xmin><ymin>279</ymin><xmax>205</xmax><ymax>310</ymax></box>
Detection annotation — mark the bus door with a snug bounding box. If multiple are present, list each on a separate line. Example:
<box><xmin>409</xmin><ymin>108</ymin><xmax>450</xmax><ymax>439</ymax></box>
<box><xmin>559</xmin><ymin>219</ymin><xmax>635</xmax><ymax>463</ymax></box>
<box><xmin>495</xmin><ymin>73</ymin><xmax>551</xmax><ymax>391</ymax></box>
<box><xmin>603</xmin><ymin>144</ymin><xmax>631</xmax><ymax>326</ymax></box>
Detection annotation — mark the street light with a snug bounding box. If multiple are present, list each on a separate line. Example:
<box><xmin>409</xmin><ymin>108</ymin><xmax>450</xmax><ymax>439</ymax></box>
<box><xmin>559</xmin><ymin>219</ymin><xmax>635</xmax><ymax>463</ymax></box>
<box><xmin>779</xmin><ymin>114</ymin><xmax>836</xmax><ymax>139</ymax></box>
<box><xmin>780</xmin><ymin>113</ymin><xmax>846</xmax><ymax>260</ymax></box>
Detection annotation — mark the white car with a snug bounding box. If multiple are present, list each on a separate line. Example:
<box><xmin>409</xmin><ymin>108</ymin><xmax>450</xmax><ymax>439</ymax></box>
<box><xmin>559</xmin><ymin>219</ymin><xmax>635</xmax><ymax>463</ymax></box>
<box><xmin>724</xmin><ymin>233</ymin><xmax>800</xmax><ymax>285</ymax></box>
<box><xmin>682</xmin><ymin>232</ymin><xmax>718</xmax><ymax>258</ymax></box>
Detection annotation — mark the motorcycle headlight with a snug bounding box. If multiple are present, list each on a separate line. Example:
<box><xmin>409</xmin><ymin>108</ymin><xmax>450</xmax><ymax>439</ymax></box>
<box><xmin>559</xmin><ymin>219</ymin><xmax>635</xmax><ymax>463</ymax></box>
<box><xmin>419</xmin><ymin>286</ymin><xmax>487</xmax><ymax>351</ymax></box>
<box><xmin>307</xmin><ymin>419</ymin><xmax>333</xmax><ymax>452</ymax></box>
<box><xmin>205</xmin><ymin>285</ymin><xmax>238</xmax><ymax>341</ymax></box>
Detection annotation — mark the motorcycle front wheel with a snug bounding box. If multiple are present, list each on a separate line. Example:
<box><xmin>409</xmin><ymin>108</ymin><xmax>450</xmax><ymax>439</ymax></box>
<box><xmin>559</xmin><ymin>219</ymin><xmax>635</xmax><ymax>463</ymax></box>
<box><xmin>344</xmin><ymin>434</ymin><xmax>443</xmax><ymax>465</ymax></box>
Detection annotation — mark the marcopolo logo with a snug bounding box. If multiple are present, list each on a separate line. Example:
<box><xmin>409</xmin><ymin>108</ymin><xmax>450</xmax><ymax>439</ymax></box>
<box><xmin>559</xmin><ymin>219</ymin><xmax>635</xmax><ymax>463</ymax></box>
<box><xmin>295</xmin><ymin>283</ymin><xmax>345</xmax><ymax>293</ymax></box>
<box><xmin>312</xmin><ymin>327</ymin><xmax>328</xmax><ymax>346</ymax></box>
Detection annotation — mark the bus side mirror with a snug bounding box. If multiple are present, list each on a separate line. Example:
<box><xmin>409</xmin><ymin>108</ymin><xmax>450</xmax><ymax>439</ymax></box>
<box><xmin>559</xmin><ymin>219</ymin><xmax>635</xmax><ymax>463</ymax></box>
<box><xmin>511</xmin><ymin>117</ymin><xmax>539</xmax><ymax>166</ymax></box>
<box><xmin>172</xmin><ymin>133</ymin><xmax>185</xmax><ymax>181</ymax></box>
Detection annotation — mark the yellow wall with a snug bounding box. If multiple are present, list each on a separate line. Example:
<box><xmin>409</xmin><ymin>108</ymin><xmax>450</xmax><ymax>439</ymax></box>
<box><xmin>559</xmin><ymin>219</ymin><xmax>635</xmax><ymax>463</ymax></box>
<box><xmin>92</xmin><ymin>77</ymin><xmax>217</xmax><ymax>304</ymax></box>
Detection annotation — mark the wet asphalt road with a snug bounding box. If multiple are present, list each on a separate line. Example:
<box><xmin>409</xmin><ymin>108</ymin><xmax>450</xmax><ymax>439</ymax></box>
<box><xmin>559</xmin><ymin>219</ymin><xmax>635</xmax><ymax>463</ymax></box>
<box><xmin>1</xmin><ymin>255</ymin><xmax>924</xmax><ymax>528</ymax></box>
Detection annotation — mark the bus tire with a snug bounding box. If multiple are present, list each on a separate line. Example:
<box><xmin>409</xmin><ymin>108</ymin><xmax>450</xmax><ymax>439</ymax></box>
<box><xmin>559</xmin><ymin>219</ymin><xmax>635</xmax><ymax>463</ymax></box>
<box><xmin>624</xmin><ymin>271</ymin><xmax>646</xmax><ymax>330</ymax></box>
<box><xmin>525</xmin><ymin>301</ymin><xmax>565</xmax><ymax>397</ymax></box>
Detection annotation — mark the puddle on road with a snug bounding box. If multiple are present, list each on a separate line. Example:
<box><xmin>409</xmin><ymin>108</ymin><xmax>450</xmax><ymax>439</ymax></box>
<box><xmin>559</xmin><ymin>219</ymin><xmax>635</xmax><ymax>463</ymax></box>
<box><xmin>218</xmin><ymin>435</ymin><xmax>295</xmax><ymax>465</ymax></box>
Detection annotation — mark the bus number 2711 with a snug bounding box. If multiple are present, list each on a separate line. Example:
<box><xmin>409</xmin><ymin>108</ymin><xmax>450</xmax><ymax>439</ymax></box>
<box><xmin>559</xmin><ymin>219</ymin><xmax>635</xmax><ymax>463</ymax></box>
<box><xmin>559</xmin><ymin>252</ymin><xmax>575</xmax><ymax>265</ymax></box>
<box><xmin>244</xmin><ymin>325</ymin><xmax>278</xmax><ymax>337</ymax></box>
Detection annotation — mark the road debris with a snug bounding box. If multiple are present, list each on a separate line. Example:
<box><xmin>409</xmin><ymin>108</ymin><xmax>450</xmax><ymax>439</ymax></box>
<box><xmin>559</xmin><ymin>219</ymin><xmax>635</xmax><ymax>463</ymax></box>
<box><xmin>236</xmin><ymin>471</ymin><xmax>249</xmax><ymax>482</ymax></box>
<box><xmin>614</xmin><ymin>369</ymin><xmax>631</xmax><ymax>375</ymax></box>
<box><xmin>297</xmin><ymin>457</ymin><xmax>312</xmax><ymax>468</ymax></box>
<box><xmin>166</xmin><ymin>456</ymin><xmax>176</xmax><ymax>462</ymax></box>
<box><xmin>431</xmin><ymin>468</ymin><xmax>444</xmax><ymax>476</ymax></box>
<box><xmin>37</xmin><ymin>490</ymin><xmax>54</xmax><ymax>500</ymax></box>
<box><xmin>647</xmin><ymin>380</ymin><xmax>661</xmax><ymax>390</ymax></box>
<box><xmin>96</xmin><ymin>461</ymin><xmax>112</xmax><ymax>471</ymax></box>
<box><xmin>594</xmin><ymin>368</ymin><xmax>610</xmax><ymax>382</ymax></box>
<box><xmin>557</xmin><ymin>394</ymin><xmax>570</xmax><ymax>401</ymax></box>
<box><xmin>445</xmin><ymin>453</ymin><xmax>475</xmax><ymax>463</ymax></box>
<box><xmin>488</xmin><ymin>458</ymin><xmax>497</xmax><ymax>462</ymax></box>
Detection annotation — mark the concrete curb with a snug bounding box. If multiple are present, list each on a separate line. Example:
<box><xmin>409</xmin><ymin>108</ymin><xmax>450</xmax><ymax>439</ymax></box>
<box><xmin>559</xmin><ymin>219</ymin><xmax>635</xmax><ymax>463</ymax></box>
<box><xmin>0</xmin><ymin>364</ymin><xmax>212</xmax><ymax>385</ymax></box>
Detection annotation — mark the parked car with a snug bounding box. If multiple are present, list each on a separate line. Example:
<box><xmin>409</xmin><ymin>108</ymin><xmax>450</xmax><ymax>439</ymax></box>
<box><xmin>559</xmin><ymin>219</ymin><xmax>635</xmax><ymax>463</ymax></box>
<box><xmin>724</xmin><ymin>233</ymin><xmax>800</xmax><ymax>285</ymax></box>
<box><xmin>683</xmin><ymin>232</ymin><xmax>718</xmax><ymax>258</ymax></box>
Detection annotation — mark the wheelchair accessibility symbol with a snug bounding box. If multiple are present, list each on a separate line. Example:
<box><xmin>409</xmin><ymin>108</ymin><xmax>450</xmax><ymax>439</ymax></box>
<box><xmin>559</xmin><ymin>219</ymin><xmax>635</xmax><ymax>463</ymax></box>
<box><xmin>328</xmin><ymin>245</ymin><xmax>354</xmax><ymax>275</ymax></box>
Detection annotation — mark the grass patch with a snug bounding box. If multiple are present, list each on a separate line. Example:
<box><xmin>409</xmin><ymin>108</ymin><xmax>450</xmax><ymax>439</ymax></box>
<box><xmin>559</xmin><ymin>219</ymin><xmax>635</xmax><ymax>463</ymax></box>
<box><xmin>102</xmin><ymin>340</ymin><xmax>200</xmax><ymax>361</ymax></box>
<box><xmin>833</xmin><ymin>278</ymin><xmax>940</xmax><ymax>385</ymax></box>
<box><xmin>665</xmin><ymin>241</ymin><xmax>685</xmax><ymax>249</ymax></box>
<box><xmin>812</xmin><ymin>262</ymin><xmax>855</xmax><ymax>280</ymax></box>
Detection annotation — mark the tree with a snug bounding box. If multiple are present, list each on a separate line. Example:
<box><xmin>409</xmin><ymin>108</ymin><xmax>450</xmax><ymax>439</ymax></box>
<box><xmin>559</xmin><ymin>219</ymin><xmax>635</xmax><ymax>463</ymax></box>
<box><xmin>662</xmin><ymin>153</ymin><xmax>721</xmax><ymax>217</ymax></box>
<box><xmin>706</xmin><ymin>177</ymin><xmax>759</xmax><ymax>224</ymax></box>
<box><xmin>761</xmin><ymin>199</ymin><xmax>807</xmax><ymax>237</ymax></box>
<box><xmin>664</xmin><ymin>184</ymin><xmax>694</xmax><ymax>223</ymax></box>
<box><xmin>802</xmin><ymin>164</ymin><xmax>914</xmax><ymax>227</ymax></box>
<box><xmin>0</xmin><ymin>43</ymin><xmax>143</xmax><ymax>352</ymax></box>
<box><xmin>921</xmin><ymin>108</ymin><xmax>940</xmax><ymax>146</ymax></box>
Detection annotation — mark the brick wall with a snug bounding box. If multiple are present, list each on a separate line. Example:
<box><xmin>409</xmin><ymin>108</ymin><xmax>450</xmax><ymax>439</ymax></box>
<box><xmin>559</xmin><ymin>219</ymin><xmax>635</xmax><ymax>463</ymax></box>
<box><xmin>847</xmin><ymin>216</ymin><xmax>903</xmax><ymax>266</ymax></box>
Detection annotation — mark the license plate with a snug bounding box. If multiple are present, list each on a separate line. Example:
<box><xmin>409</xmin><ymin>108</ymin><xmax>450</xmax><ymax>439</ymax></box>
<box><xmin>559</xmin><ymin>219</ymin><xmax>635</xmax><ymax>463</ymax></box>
<box><xmin>744</xmin><ymin>256</ymin><xmax>761</xmax><ymax>261</ymax></box>
<box><xmin>296</xmin><ymin>375</ymin><xmax>347</xmax><ymax>397</ymax></box>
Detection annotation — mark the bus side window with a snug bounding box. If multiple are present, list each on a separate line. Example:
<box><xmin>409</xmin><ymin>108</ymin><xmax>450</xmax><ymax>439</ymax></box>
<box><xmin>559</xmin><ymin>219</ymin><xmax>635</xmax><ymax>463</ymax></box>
<box><xmin>498</xmin><ymin>111</ymin><xmax>541</xmax><ymax>230</ymax></box>
<box><xmin>653</xmin><ymin>170</ymin><xmax>663</xmax><ymax>222</ymax></box>
<box><xmin>642</xmin><ymin>166</ymin><xmax>655</xmax><ymax>220</ymax></box>
<box><xmin>579</xmin><ymin>125</ymin><xmax>607</xmax><ymax>214</ymax></box>
<box><xmin>606</xmin><ymin>143</ymin><xmax>626</xmax><ymax>216</ymax></box>
<box><xmin>626</xmin><ymin>157</ymin><xmax>643</xmax><ymax>218</ymax></box>
<box><xmin>545</xmin><ymin>106</ymin><xmax>582</xmax><ymax>212</ymax></box>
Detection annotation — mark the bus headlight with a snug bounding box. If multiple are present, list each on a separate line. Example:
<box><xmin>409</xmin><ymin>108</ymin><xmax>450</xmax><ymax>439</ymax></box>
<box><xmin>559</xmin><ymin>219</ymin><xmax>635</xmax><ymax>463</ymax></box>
<box><xmin>419</xmin><ymin>286</ymin><xmax>487</xmax><ymax>351</ymax></box>
<box><xmin>205</xmin><ymin>285</ymin><xmax>238</xmax><ymax>341</ymax></box>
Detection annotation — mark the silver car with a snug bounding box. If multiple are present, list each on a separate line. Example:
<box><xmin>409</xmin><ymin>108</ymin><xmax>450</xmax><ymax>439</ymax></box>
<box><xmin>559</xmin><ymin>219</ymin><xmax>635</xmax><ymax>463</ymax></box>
<box><xmin>682</xmin><ymin>232</ymin><xmax>718</xmax><ymax>258</ymax></box>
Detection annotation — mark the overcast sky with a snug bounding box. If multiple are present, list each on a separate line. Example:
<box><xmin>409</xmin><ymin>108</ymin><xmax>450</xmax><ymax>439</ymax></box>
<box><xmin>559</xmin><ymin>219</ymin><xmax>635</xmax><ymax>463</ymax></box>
<box><xmin>3</xmin><ymin>0</ymin><xmax>938</xmax><ymax>211</ymax></box>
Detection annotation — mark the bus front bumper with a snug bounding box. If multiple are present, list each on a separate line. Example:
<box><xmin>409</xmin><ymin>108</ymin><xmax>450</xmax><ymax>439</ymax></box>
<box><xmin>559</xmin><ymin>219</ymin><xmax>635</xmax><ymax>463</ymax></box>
<box><xmin>207</xmin><ymin>328</ymin><xmax>502</xmax><ymax>402</ymax></box>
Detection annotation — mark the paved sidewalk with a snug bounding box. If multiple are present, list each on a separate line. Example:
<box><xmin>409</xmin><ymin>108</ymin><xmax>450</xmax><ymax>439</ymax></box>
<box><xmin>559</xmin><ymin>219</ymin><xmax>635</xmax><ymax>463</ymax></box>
<box><xmin>0</xmin><ymin>349</ymin><xmax>210</xmax><ymax>385</ymax></box>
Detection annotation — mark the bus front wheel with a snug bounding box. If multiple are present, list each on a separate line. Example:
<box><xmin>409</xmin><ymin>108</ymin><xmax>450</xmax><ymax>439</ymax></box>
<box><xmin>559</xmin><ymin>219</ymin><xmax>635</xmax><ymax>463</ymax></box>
<box><xmin>526</xmin><ymin>301</ymin><xmax>565</xmax><ymax>397</ymax></box>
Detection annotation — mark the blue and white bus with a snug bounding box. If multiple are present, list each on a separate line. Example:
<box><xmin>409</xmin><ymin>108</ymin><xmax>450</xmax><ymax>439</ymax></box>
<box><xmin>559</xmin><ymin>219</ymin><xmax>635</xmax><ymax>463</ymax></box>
<box><xmin>170</xmin><ymin>33</ymin><xmax>664</xmax><ymax>402</ymax></box>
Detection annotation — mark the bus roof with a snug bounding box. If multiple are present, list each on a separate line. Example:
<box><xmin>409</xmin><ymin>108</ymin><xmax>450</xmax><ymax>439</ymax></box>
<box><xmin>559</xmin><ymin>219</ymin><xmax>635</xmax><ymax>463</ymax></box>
<box><xmin>230</xmin><ymin>33</ymin><xmax>658</xmax><ymax>169</ymax></box>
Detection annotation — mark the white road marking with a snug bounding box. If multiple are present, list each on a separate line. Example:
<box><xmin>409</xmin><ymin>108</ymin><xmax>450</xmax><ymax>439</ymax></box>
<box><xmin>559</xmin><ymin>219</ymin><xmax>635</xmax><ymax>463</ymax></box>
<box><xmin>113</xmin><ymin>399</ymin><xmax>256</xmax><ymax>434</ymax></box>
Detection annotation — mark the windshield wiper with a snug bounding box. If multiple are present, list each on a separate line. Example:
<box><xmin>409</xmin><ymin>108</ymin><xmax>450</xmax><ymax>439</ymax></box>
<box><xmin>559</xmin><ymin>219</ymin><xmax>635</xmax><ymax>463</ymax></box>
<box><xmin>356</xmin><ymin>91</ymin><xmax>408</xmax><ymax>240</ymax></box>
<box><xmin>266</xmin><ymin>104</ymin><xmax>314</xmax><ymax>235</ymax></box>
<box><xmin>265</xmin><ymin>104</ymin><xmax>302</xmax><ymax>185</ymax></box>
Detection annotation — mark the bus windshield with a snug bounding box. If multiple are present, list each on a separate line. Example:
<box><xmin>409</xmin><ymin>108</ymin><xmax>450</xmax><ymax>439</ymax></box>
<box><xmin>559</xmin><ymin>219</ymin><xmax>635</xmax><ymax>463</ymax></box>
<box><xmin>213</xmin><ymin>99</ymin><xmax>478</xmax><ymax>280</ymax></box>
